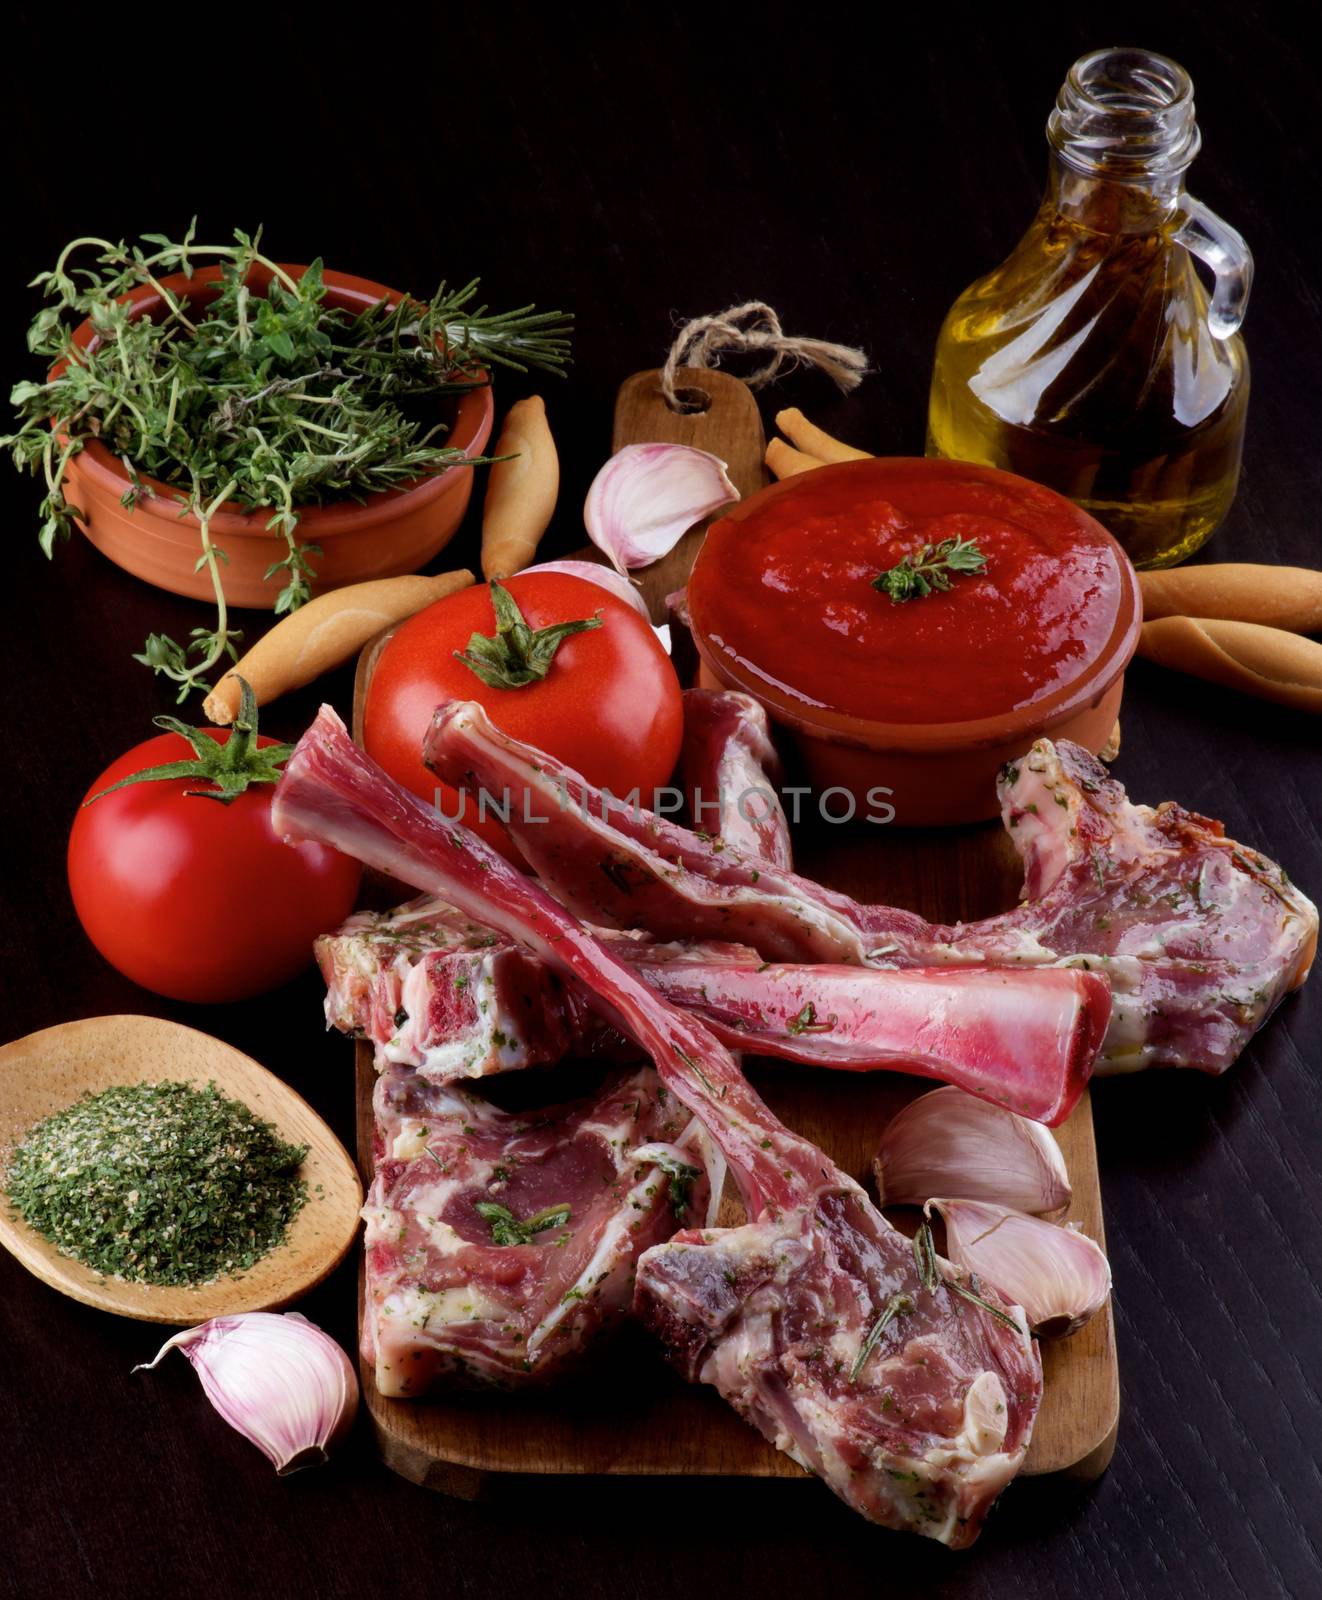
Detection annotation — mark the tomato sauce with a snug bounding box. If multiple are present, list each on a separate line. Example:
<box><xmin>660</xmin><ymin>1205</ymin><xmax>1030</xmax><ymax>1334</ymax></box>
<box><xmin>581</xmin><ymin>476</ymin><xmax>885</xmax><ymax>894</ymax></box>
<box><xmin>688</xmin><ymin>459</ymin><xmax>1129</xmax><ymax>726</ymax></box>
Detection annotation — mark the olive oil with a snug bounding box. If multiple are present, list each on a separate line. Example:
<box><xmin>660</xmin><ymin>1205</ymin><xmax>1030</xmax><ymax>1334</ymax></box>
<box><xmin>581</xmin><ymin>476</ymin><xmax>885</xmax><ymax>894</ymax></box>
<box><xmin>927</xmin><ymin>49</ymin><xmax>1251</xmax><ymax>569</ymax></box>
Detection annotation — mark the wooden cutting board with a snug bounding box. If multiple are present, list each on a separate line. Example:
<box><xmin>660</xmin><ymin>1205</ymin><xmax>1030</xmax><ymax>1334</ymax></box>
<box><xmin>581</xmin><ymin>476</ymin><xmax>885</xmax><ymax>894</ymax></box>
<box><xmin>351</xmin><ymin>366</ymin><xmax>1119</xmax><ymax>1496</ymax></box>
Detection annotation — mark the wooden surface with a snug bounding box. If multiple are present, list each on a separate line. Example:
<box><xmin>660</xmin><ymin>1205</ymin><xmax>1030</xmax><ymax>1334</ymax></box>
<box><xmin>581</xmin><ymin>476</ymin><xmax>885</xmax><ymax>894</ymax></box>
<box><xmin>355</xmin><ymin>365</ymin><xmax>1117</xmax><ymax>1490</ymax></box>
<box><xmin>0</xmin><ymin>1015</ymin><xmax>362</xmax><ymax>1323</ymax></box>
<box><xmin>2</xmin><ymin>9</ymin><xmax>1319</xmax><ymax>1598</ymax></box>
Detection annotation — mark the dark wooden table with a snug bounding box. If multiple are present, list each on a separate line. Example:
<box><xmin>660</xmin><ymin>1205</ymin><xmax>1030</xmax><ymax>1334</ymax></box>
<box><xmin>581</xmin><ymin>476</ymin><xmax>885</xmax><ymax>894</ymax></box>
<box><xmin>2</xmin><ymin>7</ymin><xmax>1319</xmax><ymax>1597</ymax></box>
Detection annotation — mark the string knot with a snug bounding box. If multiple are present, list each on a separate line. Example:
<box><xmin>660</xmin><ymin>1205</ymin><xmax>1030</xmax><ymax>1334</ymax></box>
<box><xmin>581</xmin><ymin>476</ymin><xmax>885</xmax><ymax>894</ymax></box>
<box><xmin>660</xmin><ymin>300</ymin><xmax>868</xmax><ymax>413</ymax></box>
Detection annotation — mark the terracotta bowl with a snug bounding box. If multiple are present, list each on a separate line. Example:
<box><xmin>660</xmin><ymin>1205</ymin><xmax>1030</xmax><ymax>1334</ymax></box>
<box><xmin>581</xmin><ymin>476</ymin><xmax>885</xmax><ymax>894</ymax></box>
<box><xmin>688</xmin><ymin>457</ymin><xmax>1142</xmax><ymax>828</ymax></box>
<box><xmin>58</xmin><ymin>263</ymin><xmax>494</xmax><ymax>608</ymax></box>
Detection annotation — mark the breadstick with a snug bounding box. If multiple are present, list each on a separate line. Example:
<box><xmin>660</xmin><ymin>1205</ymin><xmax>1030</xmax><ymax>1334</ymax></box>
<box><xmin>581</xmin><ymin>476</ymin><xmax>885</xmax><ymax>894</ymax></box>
<box><xmin>481</xmin><ymin>396</ymin><xmax>559</xmax><ymax>579</ymax></box>
<box><xmin>1138</xmin><ymin>616</ymin><xmax>1322</xmax><ymax>714</ymax></box>
<box><xmin>203</xmin><ymin>569</ymin><xmax>475</xmax><ymax>724</ymax></box>
<box><xmin>775</xmin><ymin>407</ymin><xmax>873</xmax><ymax>464</ymax></box>
<box><xmin>765</xmin><ymin>438</ymin><xmax>823</xmax><ymax>480</ymax></box>
<box><xmin>1139</xmin><ymin>564</ymin><xmax>1322</xmax><ymax>635</ymax></box>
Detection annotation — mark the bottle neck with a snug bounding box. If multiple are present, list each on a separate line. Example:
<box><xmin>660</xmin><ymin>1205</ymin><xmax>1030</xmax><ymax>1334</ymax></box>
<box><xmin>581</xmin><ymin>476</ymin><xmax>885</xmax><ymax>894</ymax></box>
<box><xmin>1046</xmin><ymin>150</ymin><xmax>1185</xmax><ymax>234</ymax></box>
<box><xmin>1046</xmin><ymin>47</ymin><xmax>1198</xmax><ymax>233</ymax></box>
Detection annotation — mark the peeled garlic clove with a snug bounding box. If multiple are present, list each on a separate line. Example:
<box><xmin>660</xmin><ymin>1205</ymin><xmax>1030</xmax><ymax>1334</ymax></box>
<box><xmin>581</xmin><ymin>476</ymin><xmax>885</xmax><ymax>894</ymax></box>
<box><xmin>584</xmin><ymin>443</ymin><xmax>738</xmax><ymax>573</ymax></box>
<box><xmin>874</xmin><ymin>1086</ymin><xmax>1071</xmax><ymax>1214</ymax></box>
<box><xmin>135</xmin><ymin>1311</ymin><xmax>358</xmax><ymax>1473</ymax></box>
<box><xmin>925</xmin><ymin>1197</ymin><xmax>1111</xmax><ymax>1339</ymax></box>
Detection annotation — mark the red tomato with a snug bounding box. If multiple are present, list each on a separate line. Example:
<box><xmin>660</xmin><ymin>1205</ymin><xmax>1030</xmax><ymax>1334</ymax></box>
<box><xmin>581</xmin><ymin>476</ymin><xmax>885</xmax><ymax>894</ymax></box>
<box><xmin>67</xmin><ymin>730</ymin><xmax>362</xmax><ymax>1003</ymax></box>
<box><xmin>364</xmin><ymin>571</ymin><xmax>683</xmax><ymax>854</ymax></box>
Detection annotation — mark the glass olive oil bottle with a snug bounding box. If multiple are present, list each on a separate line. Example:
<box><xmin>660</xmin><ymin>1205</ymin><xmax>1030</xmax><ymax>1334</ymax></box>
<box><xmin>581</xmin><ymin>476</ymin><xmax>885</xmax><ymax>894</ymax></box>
<box><xmin>927</xmin><ymin>48</ymin><xmax>1252</xmax><ymax>568</ymax></box>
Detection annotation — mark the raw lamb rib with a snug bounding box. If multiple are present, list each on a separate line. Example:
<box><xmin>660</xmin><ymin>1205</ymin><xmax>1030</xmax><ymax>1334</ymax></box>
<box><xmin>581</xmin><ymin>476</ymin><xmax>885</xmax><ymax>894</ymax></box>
<box><xmin>317</xmin><ymin>899</ymin><xmax>617</xmax><ymax>1079</ymax></box>
<box><xmin>363</xmin><ymin>1061</ymin><xmax>713</xmax><ymax>1393</ymax></box>
<box><xmin>274</xmin><ymin>706</ymin><xmax>1042</xmax><ymax>1546</ymax></box>
<box><xmin>680</xmin><ymin>688</ymin><xmax>793</xmax><ymax>868</ymax></box>
<box><xmin>424</xmin><ymin>703</ymin><xmax>1316</xmax><ymax>1075</ymax></box>
<box><xmin>626</xmin><ymin>940</ymin><xmax>1107</xmax><ymax>1124</ymax></box>
<box><xmin>321</xmin><ymin>900</ymin><xmax>1108</xmax><ymax>1123</ymax></box>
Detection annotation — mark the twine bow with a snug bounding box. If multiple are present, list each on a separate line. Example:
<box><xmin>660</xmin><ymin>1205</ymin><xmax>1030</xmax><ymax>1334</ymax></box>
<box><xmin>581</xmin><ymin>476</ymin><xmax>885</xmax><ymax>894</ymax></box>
<box><xmin>660</xmin><ymin>300</ymin><xmax>868</xmax><ymax>412</ymax></box>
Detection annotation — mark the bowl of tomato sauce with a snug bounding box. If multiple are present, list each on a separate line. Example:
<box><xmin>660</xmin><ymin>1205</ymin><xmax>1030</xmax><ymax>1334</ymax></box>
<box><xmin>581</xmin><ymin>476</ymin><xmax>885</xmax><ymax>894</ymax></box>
<box><xmin>686</xmin><ymin>457</ymin><xmax>1142</xmax><ymax>827</ymax></box>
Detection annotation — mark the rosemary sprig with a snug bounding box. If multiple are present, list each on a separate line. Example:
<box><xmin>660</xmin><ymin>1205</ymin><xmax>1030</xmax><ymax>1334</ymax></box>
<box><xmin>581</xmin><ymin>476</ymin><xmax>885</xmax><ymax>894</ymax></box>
<box><xmin>674</xmin><ymin>1046</ymin><xmax>720</xmax><ymax>1096</ymax></box>
<box><xmin>3</xmin><ymin>224</ymin><xmax>573</xmax><ymax>699</ymax></box>
<box><xmin>787</xmin><ymin>1001</ymin><xmax>835</xmax><ymax>1036</ymax></box>
<box><xmin>872</xmin><ymin>534</ymin><xmax>987</xmax><ymax>604</ymax></box>
<box><xmin>912</xmin><ymin>1221</ymin><xmax>941</xmax><ymax>1291</ymax></box>
<box><xmin>912</xmin><ymin>1222</ymin><xmax>1025</xmax><ymax>1334</ymax></box>
<box><xmin>850</xmin><ymin>1226</ymin><xmax>1023</xmax><ymax>1390</ymax></box>
<box><xmin>850</xmin><ymin>1292</ymin><xmax>913</xmax><ymax>1384</ymax></box>
<box><xmin>473</xmin><ymin>1200</ymin><xmax>572</xmax><ymax>1247</ymax></box>
<box><xmin>942</xmin><ymin>1272</ymin><xmax>1025</xmax><ymax>1333</ymax></box>
<box><xmin>643</xmin><ymin>1150</ymin><xmax>703</xmax><ymax>1219</ymax></box>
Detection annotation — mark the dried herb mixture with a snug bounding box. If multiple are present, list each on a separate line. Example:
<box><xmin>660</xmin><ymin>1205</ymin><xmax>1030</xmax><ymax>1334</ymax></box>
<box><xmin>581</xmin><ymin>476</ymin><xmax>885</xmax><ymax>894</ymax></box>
<box><xmin>5</xmin><ymin>1080</ymin><xmax>308</xmax><ymax>1286</ymax></box>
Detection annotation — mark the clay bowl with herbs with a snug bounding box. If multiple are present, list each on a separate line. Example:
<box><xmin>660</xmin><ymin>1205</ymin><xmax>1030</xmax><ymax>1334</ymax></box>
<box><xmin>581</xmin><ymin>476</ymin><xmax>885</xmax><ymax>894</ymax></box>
<box><xmin>4</xmin><ymin>229</ymin><xmax>570</xmax><ymax>701</ymax></box>
<box><xmin>58</xmin><ymin>262</ymin><xmax>495</xmax><ymax>608</ymax></box>
<box><xmin>0</xmin><ymin>1014</ymin><xmax>362</xmax><ymax>1323</ymax></box>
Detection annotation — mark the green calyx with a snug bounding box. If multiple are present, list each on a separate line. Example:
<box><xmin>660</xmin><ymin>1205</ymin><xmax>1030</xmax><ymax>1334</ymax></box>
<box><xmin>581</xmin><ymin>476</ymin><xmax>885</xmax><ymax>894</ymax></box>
<box><xmin>454</xmin><ymin>579</ymin><xmax>602</xmax><ymax>690</ymax></box>
<box><xmin>84</xmin><ymin>677</ymin><xmax>293</xmax><ymax>807</ymax></box>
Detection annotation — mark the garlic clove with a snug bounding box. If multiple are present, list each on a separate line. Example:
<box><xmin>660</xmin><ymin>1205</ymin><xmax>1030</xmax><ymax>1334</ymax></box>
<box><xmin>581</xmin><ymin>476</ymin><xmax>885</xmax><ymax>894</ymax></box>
<box><xmin>584</xmin><ymin>443</ymin><xmax>738</xmax><ymax>573</ymax></box>
<box><xmin>515</xmin><ymin>559</ymin><xmax>673</xmax><ymax>653</ymax></box>
<box><xmin>874</xmin><ymin>1086</ymin><xmax>1072</xmax><ymax>1214</ymax></box>
<box><xmin>924</xmin><ymin>1198</ymin><xmax>1111</xmax><ymax>1340</ymax></box>
<box><xmin>135</xmin><ymin>1311</ymin><xmax>359</xmax><ymax>1473</ymax></box>
<box><xmin>517</xmin><ymin>559</ymin><xmax>652</xmax><ymax>620</ymax></box>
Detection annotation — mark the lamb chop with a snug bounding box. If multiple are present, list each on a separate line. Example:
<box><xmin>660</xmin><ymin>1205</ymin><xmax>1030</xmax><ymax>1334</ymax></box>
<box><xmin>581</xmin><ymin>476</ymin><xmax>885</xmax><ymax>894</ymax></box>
<box><xmin>680</xmin><ymin>688</ymin><xmax>793</xmax><ymax>868</ymax></box>
<box><xmin>424</xmin><ymin>704</ymin><xmax>1316</xmax><ymax>1075</ymax></box>
<box><xmin>273</xmin><ymin>706</ymin><xmax>1042</xmax><ymax>1546</ymax></box>
<box><xmin>362</xmin><ymin>1061</ymin><xmax>715</xmax><ymax>1394</ymax></box>
<box><xmin>317</xmin><ymin>898</ymin><xmax>617</xmax><ymax>1080</ymax></box>
<box><xmin>320</xmin><ymin>899</ymin><xmax>1107</xmax><ymax>1123</ymax></box>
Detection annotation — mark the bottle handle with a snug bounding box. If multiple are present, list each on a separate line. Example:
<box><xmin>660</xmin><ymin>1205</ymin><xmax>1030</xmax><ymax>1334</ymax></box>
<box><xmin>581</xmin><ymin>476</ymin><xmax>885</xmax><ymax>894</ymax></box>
<box><xmin>1174</xmin><ymin>194</ymin><xmax>1254</xmax><ymax>339</ymax></box>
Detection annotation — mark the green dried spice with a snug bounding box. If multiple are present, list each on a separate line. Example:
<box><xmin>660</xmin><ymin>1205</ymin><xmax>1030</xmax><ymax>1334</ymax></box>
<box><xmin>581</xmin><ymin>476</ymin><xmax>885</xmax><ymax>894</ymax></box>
<box><xmin>5</xmin><ymin>1080</ymin><xmax>308</xmax><ymax>1286</ymax></box>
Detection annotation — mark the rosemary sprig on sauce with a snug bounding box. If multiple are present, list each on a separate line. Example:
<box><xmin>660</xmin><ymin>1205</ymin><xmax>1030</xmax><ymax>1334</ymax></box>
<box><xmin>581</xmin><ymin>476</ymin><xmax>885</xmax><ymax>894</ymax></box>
<box><xmin>872</xmin><ymin>535</ymin><xmax>987</xmax><ymax>604</ymax></box>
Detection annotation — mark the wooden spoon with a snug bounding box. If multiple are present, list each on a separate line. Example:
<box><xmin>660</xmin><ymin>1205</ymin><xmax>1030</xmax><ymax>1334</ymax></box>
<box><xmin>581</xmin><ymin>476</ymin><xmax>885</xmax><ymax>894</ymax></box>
<box><xmin>0</xmin><ymin>1014</ymin><xmax>362</xmax><ymax>1323</ymax></box>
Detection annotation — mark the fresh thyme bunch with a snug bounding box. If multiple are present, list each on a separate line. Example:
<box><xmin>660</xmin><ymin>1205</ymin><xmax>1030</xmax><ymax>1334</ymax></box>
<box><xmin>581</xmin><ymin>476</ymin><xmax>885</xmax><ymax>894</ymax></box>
<box><xmin>2</xmin><ymin>223</ymin><xmax>572</xmax><ymax>699</ymax></box>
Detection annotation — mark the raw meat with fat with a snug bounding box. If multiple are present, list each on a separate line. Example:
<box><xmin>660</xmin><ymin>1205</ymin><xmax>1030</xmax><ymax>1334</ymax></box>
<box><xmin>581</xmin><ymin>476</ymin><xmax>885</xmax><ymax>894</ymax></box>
<box><xmin>629</xmin><ymin>940</ymin><xmax>1107</xmax><ymax>1124</ymax></box>
<box><xmin>362</xmin><ymin>1062</ymin><xmax>712</xmax><ymax>1394</ymax></box>
<box><xmin>275</xmin><ymin>705</ymin><xmax>1043</xmax><ymax>1545</ymax></box>
<box><xmin>317</xmin><ymin>899</ymin><xmax>615</xmax><ymax>1079</ymax></box>
<box><xmin>424</xmin><ymin>703</ymin><xmax>1315</xmax><ymax>1076</ymax></box>
<box><xmin>680</xmin><ymin>688</ymin><xmax>793</xmax><ymax>868</ymax></box>
<box><xmin>320</xmin><ymin>899</ymin><xmax>1108</xmax><ymax>1124</ymax></box>
<box><xmin>949</xmin><ymin>741</ymin><xmax>1318</xmax><ymax>1073</ymax></box>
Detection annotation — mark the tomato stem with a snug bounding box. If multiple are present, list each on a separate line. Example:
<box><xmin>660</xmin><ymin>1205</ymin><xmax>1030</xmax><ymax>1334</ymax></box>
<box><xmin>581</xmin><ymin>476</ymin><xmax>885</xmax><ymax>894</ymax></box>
<box><xmin>83</xmin><ymin>678</ymin><xmax>294</xmax><ymax>807</ymax></box>
<box><xmin>453</xmin><ymin>580</ymin><xmax>602</xmax><ymax>690</ymax></box>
